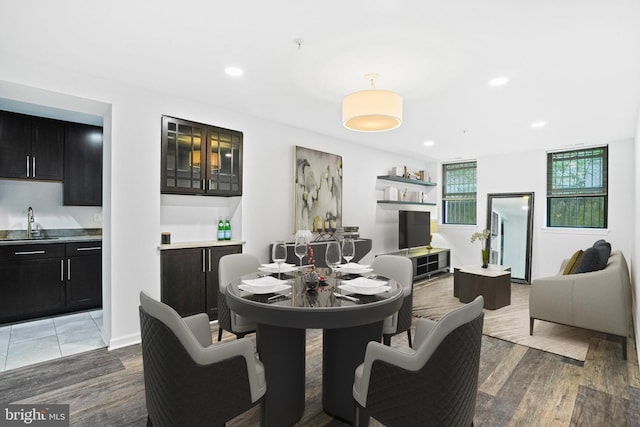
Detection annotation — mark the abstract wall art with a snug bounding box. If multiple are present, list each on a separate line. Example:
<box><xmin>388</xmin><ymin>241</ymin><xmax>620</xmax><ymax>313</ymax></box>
<box><xmin>293</xmin><ymin>146</ymin><xmax>342</xmax><ymax>233</ymax></box>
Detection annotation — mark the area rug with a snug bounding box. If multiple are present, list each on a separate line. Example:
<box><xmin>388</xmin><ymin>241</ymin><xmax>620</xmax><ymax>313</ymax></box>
<box><xmin>412</xmin><ymin>274</ymin><xmax>595</xmax><ymax>361</ymax></box>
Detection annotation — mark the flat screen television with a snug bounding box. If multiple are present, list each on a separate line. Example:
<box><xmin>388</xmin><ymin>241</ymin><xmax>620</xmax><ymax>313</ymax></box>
<box><xmin>399</xmin><ymin>210</ymin><xmax>430</xmax><ymax>250</ymax></box>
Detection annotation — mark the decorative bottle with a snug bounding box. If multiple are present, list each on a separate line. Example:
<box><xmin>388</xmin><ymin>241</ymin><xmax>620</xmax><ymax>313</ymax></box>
<box><xmin>224</xmin><ymin>217</ymin><xmax>231</xmax><ymax>240</ymax></box>
<box><xmin>217</xmin><ymin>217</ymin><xmax>224</xmax><ymax>241</ymax></box>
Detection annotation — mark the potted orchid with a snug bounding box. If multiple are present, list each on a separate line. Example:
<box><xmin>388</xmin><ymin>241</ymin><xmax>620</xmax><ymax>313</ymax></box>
<box><xmin>470</xmin><ymin>229</ymin><xmax>491</xmax><ymax>268</ymax></box>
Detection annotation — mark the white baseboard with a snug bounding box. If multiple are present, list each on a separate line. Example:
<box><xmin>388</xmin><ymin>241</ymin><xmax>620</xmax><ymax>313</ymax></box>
<box><xmin>108</xmin><ymin>332</ymin><xmax>141</xmax><ymax>351</ymax></box>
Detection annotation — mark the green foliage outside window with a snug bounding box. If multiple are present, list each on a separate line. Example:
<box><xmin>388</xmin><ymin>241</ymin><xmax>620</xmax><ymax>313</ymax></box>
<box><xmin>442</xmin><ymin>161</ymin><xmax>477</xmax><ymax>225</ymax></box>
<box><xmin>547</xmin><ymin>147</ymin><xmax>607</xmax><ymax>228</ymax></box>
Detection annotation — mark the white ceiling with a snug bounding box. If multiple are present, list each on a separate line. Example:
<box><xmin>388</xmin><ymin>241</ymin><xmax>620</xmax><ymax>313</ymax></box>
<box><xmin>1</xmin><ymin>0</ymin><xmax>639</xmax><ymax>162</ymax></box>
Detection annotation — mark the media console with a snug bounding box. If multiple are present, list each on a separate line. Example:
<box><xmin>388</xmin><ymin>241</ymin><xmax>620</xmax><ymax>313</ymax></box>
<box><xmin>382</xmin><ymin>247</ymin><xmax>450</xmax><ymax>282</ymax></box>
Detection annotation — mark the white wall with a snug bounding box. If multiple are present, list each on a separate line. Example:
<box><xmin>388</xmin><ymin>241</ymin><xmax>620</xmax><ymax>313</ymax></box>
<box><xmin>0</xmin><ymin>54</ymin><xmax>428</xmax><ymax>349</ymax></box>
<box><xmin>438</xmin><ymin>141</ymin><xmax>635</xmax><ymax>279</ymax></box>
<box><xmin>0</xmin><ymin>52</ymin><xmax>637</xmax><ymax>358</ymax></box>
<box><xmin>0</xmin><ymin>181</ymin><xmax>102</xmax><ymax>231</ymax></box>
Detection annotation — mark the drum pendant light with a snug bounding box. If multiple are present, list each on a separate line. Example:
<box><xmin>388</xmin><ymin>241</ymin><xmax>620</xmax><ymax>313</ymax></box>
<box><xmin>342</xmin><ymin>73</ymin><xmax>403</xmax><ymax>132</ymax></box>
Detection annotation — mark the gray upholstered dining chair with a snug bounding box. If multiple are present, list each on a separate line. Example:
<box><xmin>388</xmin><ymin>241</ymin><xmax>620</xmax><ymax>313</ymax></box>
<box><xmin>139</xmin><ymin>291</ymin><xmax>266</xmax><ymax>427</ymax></box>
<box><xmin>353</xmin><ymin>296</ymin><xmax>484</xmax><ymax>427</ymax></box>
<box><xmin>371</xmin><ymin>255</ymin><xmax>415</xmax><ymax>346</ymax></box>
<box><xmin>218</xmin><ymin>253</ymin><xmax>260</xmax><ymax>341</ymax></box>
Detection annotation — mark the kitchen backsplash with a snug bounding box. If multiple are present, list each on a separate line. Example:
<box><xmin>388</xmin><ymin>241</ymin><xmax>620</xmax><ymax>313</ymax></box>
<box><xmin>0</xmin><ymin>180</ymin><xmax>102</xmax><ymax>230</ymax></box>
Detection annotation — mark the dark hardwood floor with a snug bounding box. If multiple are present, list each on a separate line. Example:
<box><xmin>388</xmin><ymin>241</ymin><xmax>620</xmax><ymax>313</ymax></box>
<box><xmin>1</xmin><ymin>317</ymin><xmax>638</xmax><ymax>426</ymax></box>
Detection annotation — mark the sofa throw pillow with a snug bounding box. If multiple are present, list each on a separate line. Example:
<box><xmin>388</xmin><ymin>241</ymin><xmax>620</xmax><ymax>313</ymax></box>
<box><xmin>563</xmin><ymin>250</ymin><xmax>583</xmax><ymax>275</ymax></box>
<box><xmin>592</xmin><ymin>239</ymin><xmax>611</xmax><ymax>269</ymax></box>
<box><xmin>574</xmin><ymin>247</ymin><xmax>604</xmax><ymax>274</ymax></box>
<box><xmin>593</xmin><ymin>239</ymin><xmax>609</xmax><ymax>248</ymax></box>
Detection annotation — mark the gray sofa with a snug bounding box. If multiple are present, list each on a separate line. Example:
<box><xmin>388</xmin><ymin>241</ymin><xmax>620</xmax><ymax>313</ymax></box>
<box><xmin>529</xmin><ymin>250</ymin><xmax>632</xmax><ymax>359</ymax></box>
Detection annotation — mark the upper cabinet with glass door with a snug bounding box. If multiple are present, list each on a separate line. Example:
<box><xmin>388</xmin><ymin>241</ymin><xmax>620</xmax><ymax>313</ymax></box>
<box><xmin>161</xmin><ymin>116</ymin><xmax>242</xmax><ymax>196</ymax></box>
<box><xmin>207</xmin><ymin>127</ymin><xmax>242</xmax><ymax>195</ymax></box>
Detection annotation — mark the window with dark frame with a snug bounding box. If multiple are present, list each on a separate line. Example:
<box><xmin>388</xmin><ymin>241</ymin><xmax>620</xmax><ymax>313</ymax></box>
<box><xmin>442</xmin><ymin>161</ymin><xmax>477</xmax><ymax>225</ymax></box>
<box><xmin>547</xmin><ymin>146</ymin><xmax>608</xmax><ymax>228</ymax></box>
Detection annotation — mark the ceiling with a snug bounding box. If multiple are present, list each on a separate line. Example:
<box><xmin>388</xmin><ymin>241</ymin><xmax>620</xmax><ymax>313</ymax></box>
<box><xmin>1</xmin><ymin>0</ymin><xmax>639</xmax><ymax>162</ymax></box>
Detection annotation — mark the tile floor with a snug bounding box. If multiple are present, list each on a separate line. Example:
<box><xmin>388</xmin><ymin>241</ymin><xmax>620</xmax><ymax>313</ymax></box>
<box><xmin>0</xmin><ymin>310</ymin><xmax>105</xmax><ymax>372</ymax></box>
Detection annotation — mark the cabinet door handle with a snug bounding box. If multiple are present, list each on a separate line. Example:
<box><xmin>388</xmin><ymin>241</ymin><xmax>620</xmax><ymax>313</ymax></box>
<box><xmin>77</xmin><ymin>247</ymin><xmax>101</xmax><ymax>251</ymax></box>
<box><xmin>33</xmin><ymin>156</ymin><xmax>36</xmax><ymax>177</ymax></box>
<box><xmin>208</xmin><ymin>248</ymin><xmax>212</xmax><ymax>272</ymax></box>
<box><xmin>61</xmin><ymin>259</ymin><xmax>64</xmax><ymax>281</ymax></box>
<box><xmin>202</xmin><ymin>249</ymin><xmax>206</xmax><ymax>273</ymax></box>
<box><xmin>26</xmin><ymin>155</ymin><xmax>30</xmax><ymax>177</ymax></box>
<box><xmin>68</xmin><ymin>259</ymin><xmax>71</xmax><ymax>280</ymax></box>
<box><xmin>15</xmin><ymin>250</ymin><xmax>46</xmax><ymax>255</ymax></box>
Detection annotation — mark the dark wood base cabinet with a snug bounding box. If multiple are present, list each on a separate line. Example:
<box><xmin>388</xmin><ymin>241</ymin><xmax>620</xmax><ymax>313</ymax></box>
<box><xmin>161</xmin><ymin>244</ymin><xmax>242</xmax><ymax>320</ymax></box>
<box><xmin>0</xmin><ymin>241</ymin><xmax>102</xmax><ymax>325</ymax></box>
<box><xmin>66</xmin><ymin>242</ymin><xmax>103</xmax><ymax>310</ymax></box>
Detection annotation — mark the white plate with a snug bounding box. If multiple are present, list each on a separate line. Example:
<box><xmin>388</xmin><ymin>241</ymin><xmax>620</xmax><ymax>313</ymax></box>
<box><xmin>334</xmin><ymin>266</ymin><xmax>373</xmax><ymax>275</ymax></box>
<box><xmin>338</xmin><ymin>284</ymin><xmax>391</xmax><ymax>295</ymax></box>
<box><xmin>340</xmin><ymin>277</ymin><xmax>388</xmax><ymax>288</ymax></box>
<box><xmin>239</xmin><ymin>276</ymin><xmax>290</xmax><ymax>294</ymax></box>
<box><xmin>342</xmin><ymin>262</ymin><xmax>371</xmax><ymax>269</ymax></box>
<box><xmin>334</xmin><ymin>263</ymin><xmax>371</xmax><ymax>272</ymax></box>
<box><xmin>259</xmin><ymin>263</ymin><xmax>297</xmax><ymax>273</ymax></box>
<box><xmin>239</xmin><ymin>283</ymin><xmax>291</xmax><ymax>294</ymax></box>
<box><xmin>261</xmin><ymin>262</ymin><xmax>295</xmax><ymax>268</ymax></box>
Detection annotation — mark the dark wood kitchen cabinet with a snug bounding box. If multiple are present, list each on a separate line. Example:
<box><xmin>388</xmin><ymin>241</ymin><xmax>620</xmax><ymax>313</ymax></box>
<box><xmin>0</xmin><ymin>243</ymin><xmax>66</xmax><ymax>324</ymax></box>
<box><xmin>65</xmin><ymin>241</ymin><xmax>102</xmax><ymax>310</ymax></box>
<box><xmin>64</xmin><ymin>123</ymin><xmax>103</xmax><ymax>206</ymax></box>
<box><xmin>0</xmin><ymin>111</ymin><xmax>64</xmax><ymax>181</ymax></box>
<box><xmin>0</xmin><ymin>240</ymin><xmax>103</xmax><ymax>324</ymax></box>
<box><xmin>161</xmin><ymin>116</ymin><xmax>243</xmax><ymax>196</ymax></box>
<box><xmin>160</xmin><ymin>244</ymin><xmax>242</xmax><ymax>320</ymax></box>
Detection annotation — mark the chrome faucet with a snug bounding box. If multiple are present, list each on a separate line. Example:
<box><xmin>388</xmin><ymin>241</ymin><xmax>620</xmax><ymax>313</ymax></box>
<box><xmin>27</xmin><ymin>206</ymin><xmax>34</xmax><ymax>238</ymax></box>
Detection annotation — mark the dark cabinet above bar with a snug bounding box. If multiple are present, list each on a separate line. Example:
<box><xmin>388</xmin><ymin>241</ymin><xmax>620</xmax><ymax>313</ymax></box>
<box><xmin>161</xmin><ymin>115</ymin><xmax>243</xmax><ymax>197</ymax></box>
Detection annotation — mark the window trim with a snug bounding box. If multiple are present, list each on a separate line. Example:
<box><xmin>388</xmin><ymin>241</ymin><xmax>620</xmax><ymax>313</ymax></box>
<box><xmin>546</xmin><ymin>145</ymin><xmax>608</xmax><ymax>228</ymax></box>
<box><xmin>442</xmin><ymin>160</ymin><xmax>477</xmax><ymax>225</ymax></box>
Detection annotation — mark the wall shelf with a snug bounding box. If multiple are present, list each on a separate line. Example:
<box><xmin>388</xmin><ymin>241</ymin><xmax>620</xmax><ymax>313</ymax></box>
<box><xmin>377</xmin><ymin>200</ymin><xmax>436</xmax><ymax>206</ymax></box>
<box><xmin>376</xmin><ymin>175</ymin><xmax>436</xmax><ymax>187</ymax></box>
<box><xmin>376</xmin><ymin>175</ymin><xmax>437</xmax><ymax>206</ymax></box>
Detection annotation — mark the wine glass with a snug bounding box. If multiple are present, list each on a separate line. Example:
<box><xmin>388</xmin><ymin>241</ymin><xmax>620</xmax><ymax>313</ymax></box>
<box><xmin>325</xmin><ymin>241</ymin><xmax>342</xmax><ymax>275</ymax></box>
<box><xmin>294</xmin><ymin>236</ymin><xmax>308</xmax><ymax>267</ymax></box>
<box><xmin>271</xmin><ymin>240</ymin><xmax>287</xmax><ymax>279</ymax></box>
<box><xmin>342</xmin><ymin>238</ymin><xmax>355</xmax><ymax>275</ymax></box>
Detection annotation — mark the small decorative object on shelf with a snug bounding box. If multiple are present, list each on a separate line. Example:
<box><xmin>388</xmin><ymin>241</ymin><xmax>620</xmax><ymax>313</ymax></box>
<box><xmin>470</xmin><ymin>229</ymin><xmax>491</xmax><ymax>268</ymax></box>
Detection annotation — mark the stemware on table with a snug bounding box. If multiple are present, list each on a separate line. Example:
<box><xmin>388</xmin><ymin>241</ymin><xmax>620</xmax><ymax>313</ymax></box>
<box><xmin>325</xmin><ymin>241</ymin><xmax>342</xmax><ymax>273</ymax></box>
<box><xmin>271</xmin><ymin>240</ymin><xmax>287</xmax><ymax>279</ymax></box>
<box><xmin>341</xmin><ymin>238</ymin><xmax>355</xmax><ymax>275</ymax></box>
<box><xmin>294</xmin><ymin>236</ymin><xmax>308</xmax><ymax>267</ymax></box>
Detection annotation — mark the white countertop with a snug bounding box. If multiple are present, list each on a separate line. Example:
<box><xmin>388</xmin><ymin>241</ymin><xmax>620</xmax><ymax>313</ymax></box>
<box><xmin>456</xmin><ymin>264</ymin><xmax>511</xmax><ymax>277</ymax></box>
<box><xmin>158</xmin><ymin>240</ymin><xmax>246</xmax><ymax>250</ymax></box>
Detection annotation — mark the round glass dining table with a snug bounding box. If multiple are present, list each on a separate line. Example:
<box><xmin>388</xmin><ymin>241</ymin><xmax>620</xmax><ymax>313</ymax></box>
<box><xmin>225</xmin><ymin>268</ymin><xmax>403</xmax><ymax>426</ymax></box>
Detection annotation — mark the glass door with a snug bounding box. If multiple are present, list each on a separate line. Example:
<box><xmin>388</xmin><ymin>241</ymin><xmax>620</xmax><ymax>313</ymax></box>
<box><xmin>206</xmin><ymin>126</ymin><xmax>242</xmax><ymax>195</ymax></box>
<box><xmin>162</xmin><ymin>116</ymin><xmax>205</xmax><ymax>194</ymax></box>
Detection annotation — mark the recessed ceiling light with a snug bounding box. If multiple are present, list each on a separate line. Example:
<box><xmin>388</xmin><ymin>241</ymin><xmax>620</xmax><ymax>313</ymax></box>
<box><xmin>489</xmin><ymin>77</ymin><xmax>509</xmax><ymax>86</ymax></box>
<box><xmin>423</xmin><ymin>140</ymin><xmax>435</xmax><ymax>147</ymax></box>
<box><xmin>225</xmin><ymin>66</ymin><xmax>244</xmax><ymax>77</ymax></box>
<box><xmin>531</xmin><ymin>121</ymin><xmax>547</xmax><ymax>128</ymax></box>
